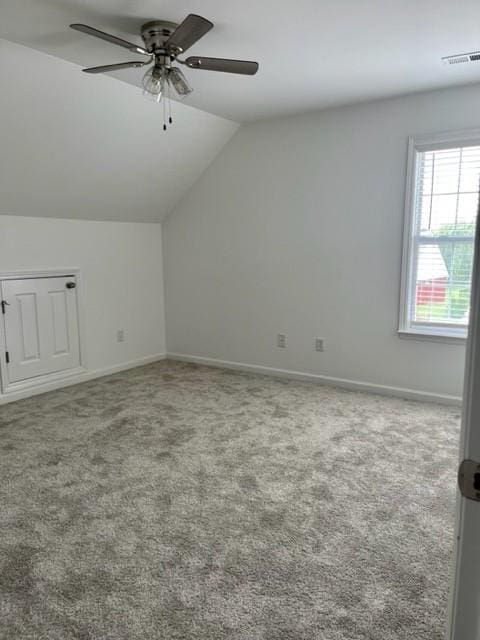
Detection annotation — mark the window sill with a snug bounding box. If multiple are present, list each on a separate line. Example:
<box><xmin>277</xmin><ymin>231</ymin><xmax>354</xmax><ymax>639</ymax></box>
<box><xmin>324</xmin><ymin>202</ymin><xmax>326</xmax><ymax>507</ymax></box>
<box><xmin>398</xmin><ymin>329</ymin><xmax>467</xmax><ymax>345</ymax></box>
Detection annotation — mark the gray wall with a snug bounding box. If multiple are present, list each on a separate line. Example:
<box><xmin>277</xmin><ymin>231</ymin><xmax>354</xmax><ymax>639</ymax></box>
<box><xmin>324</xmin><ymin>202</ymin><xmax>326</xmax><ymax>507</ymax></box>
<box><xmin>163</xmin><ymin>84</ymin><xmax>480</xmax><ymax>400</ymax></box>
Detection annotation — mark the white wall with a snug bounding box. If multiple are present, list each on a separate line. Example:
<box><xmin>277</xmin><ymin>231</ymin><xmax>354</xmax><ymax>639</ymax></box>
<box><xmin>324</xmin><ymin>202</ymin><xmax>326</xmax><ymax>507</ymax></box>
<box><xmin>0</xmin><ymin>215</ymin><xmax>165</xmax><ymax>401</ymax></box>
<box><xmin>0</xmin><ymin>38</ymin><xmax>236</xmax><ymax>402</ymax></box>
<box><xmin>0</xmin><ymin>38</ymin><xmax>238</xmax><ymax>223</ymax></box>
<box><xmin>163</xmin><ymin>83</ymin><xmax>480</xmax><ymax>401</ymax></box>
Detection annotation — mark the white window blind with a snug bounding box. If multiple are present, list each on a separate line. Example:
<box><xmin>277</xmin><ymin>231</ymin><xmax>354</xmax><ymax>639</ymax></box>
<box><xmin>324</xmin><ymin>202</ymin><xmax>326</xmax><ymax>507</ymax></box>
<box><xmin>401</xmin><ymin>135</ymin><xmax>480</xmax><ymax>339</ymax></box>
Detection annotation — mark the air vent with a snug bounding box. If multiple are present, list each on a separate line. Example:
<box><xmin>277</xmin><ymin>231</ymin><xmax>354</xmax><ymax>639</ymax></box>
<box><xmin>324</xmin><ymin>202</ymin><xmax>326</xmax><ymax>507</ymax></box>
<box><xmin>442</xmin><ymin>51</ymin><xmax>480</xmax><ymax>65</ymax></box>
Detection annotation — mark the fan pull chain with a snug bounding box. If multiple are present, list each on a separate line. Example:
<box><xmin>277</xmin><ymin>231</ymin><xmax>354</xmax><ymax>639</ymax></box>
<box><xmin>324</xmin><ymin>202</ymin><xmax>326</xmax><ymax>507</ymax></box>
<box><xmin>162</xmin><ymin>88</ymin><xmax>167</xmax><ymax>131</ymax></box>
<box><xmin>168</xmin><ymin>81</ymin><xmax>173</xmax><ymax>125</ymax></box>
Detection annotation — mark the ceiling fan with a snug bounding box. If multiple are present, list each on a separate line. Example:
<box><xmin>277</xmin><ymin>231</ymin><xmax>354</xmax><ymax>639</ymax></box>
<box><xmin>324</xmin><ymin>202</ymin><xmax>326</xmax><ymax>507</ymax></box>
<box><xmin>70</xmin><ymin>14</ymin><xmax>259</xmax><ymax>129</ymax></box>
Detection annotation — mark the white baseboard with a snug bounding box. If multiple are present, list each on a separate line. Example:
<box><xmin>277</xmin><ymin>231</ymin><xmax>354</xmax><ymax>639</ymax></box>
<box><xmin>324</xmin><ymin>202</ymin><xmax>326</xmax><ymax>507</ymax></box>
<box><xmin>0</xmin><ymin>353</ymin><xmax>167</xmax><ymax>405</ymax></box>
<box><xmin>1</xmin><ymin>350</ymin><xmax>462</xmax><ymax>407</ymax></box>
<box><xmin>167</xmin><ymin>352</ymin><xmax>463</xmax><ymax>406</ymax></box>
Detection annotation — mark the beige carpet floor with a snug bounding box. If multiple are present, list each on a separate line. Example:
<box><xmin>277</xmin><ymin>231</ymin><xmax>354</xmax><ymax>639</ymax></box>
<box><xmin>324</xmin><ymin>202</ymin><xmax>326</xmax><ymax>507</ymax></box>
<box><xmin>0</xmin><ymin>360</ymin><xmax>460</xmax><ymax>639</ymax></box>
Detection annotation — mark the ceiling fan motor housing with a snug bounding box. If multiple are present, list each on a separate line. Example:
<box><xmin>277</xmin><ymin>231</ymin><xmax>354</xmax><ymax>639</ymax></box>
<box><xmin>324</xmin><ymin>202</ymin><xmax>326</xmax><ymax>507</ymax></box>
<box><xmin>141</xmin><ymin>21</ymin><xmax>179</xmax><ymax>54</ymax></box>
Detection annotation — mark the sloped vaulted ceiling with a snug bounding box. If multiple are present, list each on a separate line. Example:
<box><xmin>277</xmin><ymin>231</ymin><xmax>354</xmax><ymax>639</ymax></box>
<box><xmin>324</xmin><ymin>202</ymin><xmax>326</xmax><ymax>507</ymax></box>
<box><xmin>3</xmin><ymin>0</ymin><xmax>480</xmax><ymax>222</ymax></box>
<box><xmin>3</xmin><ymin>0</ymin><xmax>480</xmax><ymax>122</ymax></box>
<box><xmin>0</xmin><ymin>39</ymin><xmax>238</xmax><ymax>223</ymax></box>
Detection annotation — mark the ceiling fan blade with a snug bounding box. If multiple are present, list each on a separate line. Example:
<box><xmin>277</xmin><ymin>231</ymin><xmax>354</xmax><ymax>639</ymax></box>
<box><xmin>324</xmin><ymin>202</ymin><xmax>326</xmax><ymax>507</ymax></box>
<box><xmin>70</xmin><ymin>24</ymin><xmax>149</xmax><ymax>55</ymax></box>
<box><xmin>185</xmin><ymin>56</ymin><xmax>259</xmax><ymax>75</ymax></box>
<box><xmin>165</xmin><ymin>14</ymin><xmax>213</xmax><ymax>53</ymax></box>
<box><xmin>83</xmin><ymin>61</ymin><xmax>150</xmax><ymax>74</ymax></box>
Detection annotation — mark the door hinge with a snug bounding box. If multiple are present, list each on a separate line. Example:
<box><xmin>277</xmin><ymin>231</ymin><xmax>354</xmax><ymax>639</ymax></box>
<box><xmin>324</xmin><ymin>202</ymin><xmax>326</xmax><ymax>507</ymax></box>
<box><xmin>458</xmin><ymin>459</ymin><xmax>480</xmax><ymax>501</ymax></box>
<box><xmin>5</xmin><ymin>351</ymin><xmax>9</xmax><ymax>364</ymax></box>
<box><xmin>1</xmin><ymin>300</ymin><xmax>9</xmax><ymax>314</ymax></box>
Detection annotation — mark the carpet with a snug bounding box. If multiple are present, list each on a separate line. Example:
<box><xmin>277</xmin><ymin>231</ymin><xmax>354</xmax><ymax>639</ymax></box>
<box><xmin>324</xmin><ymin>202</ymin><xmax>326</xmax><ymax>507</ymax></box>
<box><xmin>0</xmin><ymin>360</ymin><xmax>460</xmax><ymax>639</ymax></box>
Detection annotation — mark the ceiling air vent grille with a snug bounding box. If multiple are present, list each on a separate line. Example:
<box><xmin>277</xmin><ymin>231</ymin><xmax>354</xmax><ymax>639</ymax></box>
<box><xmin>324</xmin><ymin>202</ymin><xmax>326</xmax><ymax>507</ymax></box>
<box><xmin>442</xmin><ymin>51</ymin><xmax>480</xmax><ymax>65</ymax></box>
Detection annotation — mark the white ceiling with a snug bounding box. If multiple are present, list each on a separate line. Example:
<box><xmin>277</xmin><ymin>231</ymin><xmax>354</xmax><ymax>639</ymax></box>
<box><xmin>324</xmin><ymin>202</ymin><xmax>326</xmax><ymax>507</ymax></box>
<box><xmin>3</xmin><ymin>1</ymin><xmax>480</xmax><ymax>122</ymax></box>
<box><xmin>0</xmin><ymin>39</ymin><xmax>237</xmax><ymax>223</ymax></box>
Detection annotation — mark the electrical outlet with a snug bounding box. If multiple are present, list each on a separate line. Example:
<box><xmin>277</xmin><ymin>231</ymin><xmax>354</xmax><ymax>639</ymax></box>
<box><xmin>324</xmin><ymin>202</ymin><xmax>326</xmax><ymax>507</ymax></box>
<box><xmin>315</xmin><ymin>337</ymin><xmax>325</xmax><ymax>352</ymax></box>
<box><xmin>117</xmin><ymin>329</ymin><xmax>125</xmax><ymax>343</ymax></box>
<box><xmin>277</xmin><ymin>333</ymin><xmax>287</xmax><ymax>348</ymax></box>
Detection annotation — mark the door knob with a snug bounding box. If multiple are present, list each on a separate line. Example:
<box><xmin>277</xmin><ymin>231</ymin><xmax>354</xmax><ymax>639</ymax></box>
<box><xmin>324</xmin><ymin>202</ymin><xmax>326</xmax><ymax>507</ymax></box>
<box><xmin>66</xmin><ymin>282</ymin><xmax>76</xmax><ymax>289</ymax></box>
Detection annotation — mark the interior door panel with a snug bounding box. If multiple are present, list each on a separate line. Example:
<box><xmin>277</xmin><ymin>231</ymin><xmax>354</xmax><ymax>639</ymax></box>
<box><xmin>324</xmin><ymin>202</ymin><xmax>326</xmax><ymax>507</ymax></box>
<box><xmin>1</xmin><ymin>276</ymin><xmax>81</xmax><ymax>384</ymax></box>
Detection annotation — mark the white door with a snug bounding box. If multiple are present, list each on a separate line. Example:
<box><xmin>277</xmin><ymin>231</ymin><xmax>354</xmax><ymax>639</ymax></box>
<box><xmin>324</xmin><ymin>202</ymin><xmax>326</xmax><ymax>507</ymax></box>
<box><xmin>1</xmin><ymin>276</ymin><xmax>80</xmax><ymax>384</ymax></box>
<box><xmin>449</xmin><ymin>221</ymin><xmax>480</xmax><ymax>639</ymax></box>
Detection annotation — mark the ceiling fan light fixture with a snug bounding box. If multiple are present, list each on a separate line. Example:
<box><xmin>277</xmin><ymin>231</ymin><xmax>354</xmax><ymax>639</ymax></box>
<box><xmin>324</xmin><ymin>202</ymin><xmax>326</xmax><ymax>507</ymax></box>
<box><xmin>142</xmin><ymin>66</ymin><xmax>165</xmax><ymax>102</ymax></box>
<box><xmin>71</xmin><ymin>14</ymin><xmax>259</xmax><ymax>128</ymax></box>
<box><xmin>168</xmin><ymin>67</ymin><xmax>193</xmax><ymax>97</ymax></box>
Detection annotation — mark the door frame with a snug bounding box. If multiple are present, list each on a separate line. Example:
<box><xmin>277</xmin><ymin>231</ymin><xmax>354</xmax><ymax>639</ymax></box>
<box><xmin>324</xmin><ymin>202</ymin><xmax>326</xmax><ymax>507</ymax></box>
<box><xmin>447</xmin><ymin>210</ymin><xmax>480</xmax><ymax>638</ymax></box>
<box><xmin>0</xmin><ymin>268</ymin><xmax>87</xmax><ymax>395</ymax></box>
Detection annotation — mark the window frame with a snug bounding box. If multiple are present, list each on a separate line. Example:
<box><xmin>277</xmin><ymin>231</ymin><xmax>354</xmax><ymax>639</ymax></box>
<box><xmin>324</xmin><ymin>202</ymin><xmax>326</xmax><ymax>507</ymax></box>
<box><xmin>399</xmin><ymin>129</ymin><xmax>480</xmax><ymax>343</ymax></box>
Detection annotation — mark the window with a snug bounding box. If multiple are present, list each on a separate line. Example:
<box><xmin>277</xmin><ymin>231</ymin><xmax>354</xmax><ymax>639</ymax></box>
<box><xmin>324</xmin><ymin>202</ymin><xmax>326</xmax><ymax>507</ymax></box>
<box><xmin>400</xmin><ymin>131</ymin><xmax>480</xmax><ymax>340</ymax></box>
